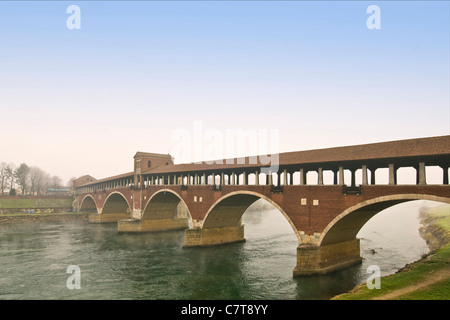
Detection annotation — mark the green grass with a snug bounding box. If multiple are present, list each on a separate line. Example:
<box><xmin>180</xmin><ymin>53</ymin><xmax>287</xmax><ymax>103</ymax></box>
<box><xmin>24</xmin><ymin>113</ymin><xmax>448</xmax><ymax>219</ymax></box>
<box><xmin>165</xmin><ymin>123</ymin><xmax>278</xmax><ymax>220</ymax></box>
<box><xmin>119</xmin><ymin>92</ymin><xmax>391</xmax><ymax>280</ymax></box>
<box><xmin>0</xmin><ymin>198</ymin><xmax>73</xmax><ymax>209</ymax></box>
<box><xmin>1</xmin><ymin>211</ymin><xmax>85</xmax><ymax>217</ymax></box>
<box><xmin>333</xmin><ymin>205</ymin><xmax>450</xmax><ymax>300</ymax></box>
<box><xmin>395</xmin><ymin>276</ymin><xmax>450</xmax><ymax>300</ymax></box>
<box><xmin>428</xmin><ymin>205</ymin><xmax>450</xmax><ymax>231</ymax></box>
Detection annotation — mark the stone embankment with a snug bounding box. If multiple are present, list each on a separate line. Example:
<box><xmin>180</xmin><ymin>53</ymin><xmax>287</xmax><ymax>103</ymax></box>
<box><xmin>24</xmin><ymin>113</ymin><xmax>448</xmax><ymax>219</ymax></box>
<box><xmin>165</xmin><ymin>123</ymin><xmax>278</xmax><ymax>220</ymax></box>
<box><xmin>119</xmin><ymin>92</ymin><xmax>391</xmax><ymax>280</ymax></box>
<box><xmin>419</xmin><ymin>207</ymin><xmax>450</xmax><ymax>252</ymax></box>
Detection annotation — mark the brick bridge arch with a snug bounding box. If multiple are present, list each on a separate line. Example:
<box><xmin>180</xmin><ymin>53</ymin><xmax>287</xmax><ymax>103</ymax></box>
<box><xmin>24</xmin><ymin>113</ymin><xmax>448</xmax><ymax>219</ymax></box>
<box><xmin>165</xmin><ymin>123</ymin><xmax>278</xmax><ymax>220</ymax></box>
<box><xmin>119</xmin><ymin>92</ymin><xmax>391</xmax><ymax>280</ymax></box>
<box><xmin>80</xmin><ymin>194</ymin><xmax>98</xmax><ymax>213</ymax></box>
<box><xmin>118</xmin><ymin>189</ymin><xmax>191</xmax><ymax>232</ymax></box>
<box><xmin>89</xmin><ymin>191</ymin><xmax>132</xmax><ymax>223</ymax></box>
<box><xmin>143</xmin><ymin>189</ymin><xmax>191</xmax><ymax>220</ymax></box>
<box><xmin>292</xmin><ymin>193</ymin><xmax>450</xmax><ymax>276</ymax></box>
<box><xmin>318</xmin><ymin>194</ymin><xmax>450</xmax><ymax>246</ymax></box>
<box><xmin>200</xmin><ymin>191</ymin><xmax>300</xmax><ymax>242</ymax></box>
<box><xmin>101</xmin><ymin>191</ymin><xmax>131</xmax><ymax>214</ymax></box>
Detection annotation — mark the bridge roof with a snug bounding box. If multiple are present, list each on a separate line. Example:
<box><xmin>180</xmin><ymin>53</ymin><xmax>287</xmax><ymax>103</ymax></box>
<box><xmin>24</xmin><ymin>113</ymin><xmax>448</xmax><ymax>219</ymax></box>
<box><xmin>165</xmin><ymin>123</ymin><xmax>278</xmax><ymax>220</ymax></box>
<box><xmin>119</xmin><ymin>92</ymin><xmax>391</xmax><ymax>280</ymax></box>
<box><xmin>76</xmin><ymin>135</ymin><xmax>450</xmax><ymax>187</ymax></box>
<box><xmin>134</xmin><ymin>152</ymin><xmax>173</xmax><ymax>159</ymax></box>
<box><xmin>77</xmin><ymin>171</ymin><xmax>134</xmax><ymax>187</ymax></box>
<box><xmin>145</xmin><ymin>135</ymin><xmax>450</xmax><ymax>174</ymax></box>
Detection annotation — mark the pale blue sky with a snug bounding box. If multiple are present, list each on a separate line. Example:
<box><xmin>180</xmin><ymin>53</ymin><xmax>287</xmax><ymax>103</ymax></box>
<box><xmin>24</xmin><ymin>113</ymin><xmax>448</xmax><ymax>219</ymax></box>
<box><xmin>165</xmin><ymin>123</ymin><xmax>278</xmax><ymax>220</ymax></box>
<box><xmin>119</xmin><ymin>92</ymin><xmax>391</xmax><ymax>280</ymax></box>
<box><xmin>0</xmin><ymin>1</ymin><xmax>449</xmax><ymax>182</ymax></box>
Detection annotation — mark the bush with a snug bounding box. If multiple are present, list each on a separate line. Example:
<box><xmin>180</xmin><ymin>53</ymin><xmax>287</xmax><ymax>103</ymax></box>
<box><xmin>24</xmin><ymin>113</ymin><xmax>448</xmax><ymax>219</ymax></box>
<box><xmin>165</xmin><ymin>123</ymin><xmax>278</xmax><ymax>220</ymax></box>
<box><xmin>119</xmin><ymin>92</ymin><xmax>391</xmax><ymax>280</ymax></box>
<box><xmin>9</xmin><ymin>188</ymin><xmax>16</xmax><ymax>196</ymax></box>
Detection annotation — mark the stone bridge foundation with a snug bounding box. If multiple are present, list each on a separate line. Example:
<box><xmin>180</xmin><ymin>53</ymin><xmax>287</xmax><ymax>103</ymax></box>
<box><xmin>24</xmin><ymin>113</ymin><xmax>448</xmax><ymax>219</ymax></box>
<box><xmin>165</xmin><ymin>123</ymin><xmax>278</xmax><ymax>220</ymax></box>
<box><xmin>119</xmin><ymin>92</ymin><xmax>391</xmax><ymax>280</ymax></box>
<box><xmin>88</xmin><ymin>213</ymin><xmax>131</xmax><ymax>223</ymax></box>
<box><xmin>117</xmin><ymin>217</ymin><xmax>189</xmax><ymax>233</ymax></box>
<box><xmin>293</xmin><ymin>239</ymin><xmax>362</xmax><ymax>276</ymax></box>
<box><xmin>183</xmin><ymin>225</ymin><xmax>245</xmax><ymax>247</ymax></box>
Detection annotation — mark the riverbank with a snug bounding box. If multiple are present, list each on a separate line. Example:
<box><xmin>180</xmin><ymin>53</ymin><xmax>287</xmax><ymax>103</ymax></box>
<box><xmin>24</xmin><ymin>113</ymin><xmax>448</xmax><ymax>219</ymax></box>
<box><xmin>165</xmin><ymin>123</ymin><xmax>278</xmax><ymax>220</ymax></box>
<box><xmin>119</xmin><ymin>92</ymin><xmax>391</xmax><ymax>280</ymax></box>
<box><xmin>0</xmin><ymin>196</ymin><xmax>73</xmax><ymax>214</ymax></box>
<box><xmin>0</xmin><ymin>212</ymin><xmax>88</xmax><ymax>224</ymax></box>
<box><xmin>332</xmin><ymin>204</ymin><xmax>450</xmax><ymax>300</ymax></box>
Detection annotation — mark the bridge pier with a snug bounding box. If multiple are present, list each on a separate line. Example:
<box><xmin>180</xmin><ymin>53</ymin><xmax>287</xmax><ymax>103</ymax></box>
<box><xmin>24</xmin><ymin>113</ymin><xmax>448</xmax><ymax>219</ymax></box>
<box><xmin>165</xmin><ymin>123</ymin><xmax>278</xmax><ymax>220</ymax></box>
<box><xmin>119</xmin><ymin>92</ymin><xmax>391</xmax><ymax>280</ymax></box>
<box><xmin>183</xmin><ymin>225</ymin><xmax>245</xmax><ymax>247</ymax></box>
<box><xmin>88</xmin><ymin>213</ymin><xmax>131</xmax><ymax>223</ymax></box>
<box><xmin>293</xmin><ymin>239</ymin><xmax>362</xmax><ymax>276</ymax></box>
<box><xmin>117</xmin><ymin>217</ymin><xmax>189</xmax><ymax>233</ymax></box>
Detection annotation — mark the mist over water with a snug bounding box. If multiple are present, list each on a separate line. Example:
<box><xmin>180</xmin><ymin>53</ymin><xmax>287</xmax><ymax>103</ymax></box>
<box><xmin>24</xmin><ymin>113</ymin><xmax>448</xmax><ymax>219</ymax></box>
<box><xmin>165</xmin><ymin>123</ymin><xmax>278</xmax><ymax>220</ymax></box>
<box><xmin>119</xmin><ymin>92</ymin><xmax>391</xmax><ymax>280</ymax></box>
<box><xmin>0</xmin><ymin>200</ymin><xmax>435</xmax><ymax>300</ymax></box>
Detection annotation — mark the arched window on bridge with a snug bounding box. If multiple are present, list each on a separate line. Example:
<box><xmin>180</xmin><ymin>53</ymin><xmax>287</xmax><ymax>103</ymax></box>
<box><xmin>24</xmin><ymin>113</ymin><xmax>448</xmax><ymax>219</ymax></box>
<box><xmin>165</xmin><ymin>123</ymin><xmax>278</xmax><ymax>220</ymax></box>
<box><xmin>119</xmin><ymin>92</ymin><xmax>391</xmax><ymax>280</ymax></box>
<box><xmin>426</xmin><ymin>166</ymin><xmax>443</xmax><ymax>184</ymax></box>
<box><xmin>396</xmin><ymin>167</ymin><xmax>417</xmax><ymax>185</ymax></box>
<box><xmin>306</xmin><ymin>171</ymin><xmax>317</xmax><ymax>185</ymax></box>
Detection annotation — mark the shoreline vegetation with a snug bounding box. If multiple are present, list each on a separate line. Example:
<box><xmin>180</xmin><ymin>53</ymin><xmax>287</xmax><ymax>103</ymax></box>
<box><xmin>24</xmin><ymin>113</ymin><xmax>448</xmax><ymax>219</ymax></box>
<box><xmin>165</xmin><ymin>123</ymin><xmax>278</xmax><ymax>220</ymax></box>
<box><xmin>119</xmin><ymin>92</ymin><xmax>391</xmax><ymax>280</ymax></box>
<box><xmin>333</xmin><ymin>204</ymin><xmax>450</xmax><ymax>300</ymax></box>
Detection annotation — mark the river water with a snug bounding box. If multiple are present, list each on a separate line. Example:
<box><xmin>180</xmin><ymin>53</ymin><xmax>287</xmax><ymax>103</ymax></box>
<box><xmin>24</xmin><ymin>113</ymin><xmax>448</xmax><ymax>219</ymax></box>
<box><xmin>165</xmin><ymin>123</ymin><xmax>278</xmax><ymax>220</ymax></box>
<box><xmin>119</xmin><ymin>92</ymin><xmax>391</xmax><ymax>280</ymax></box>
<box><xmin>0</xmin><ymin>200</ymin><xmax>437</xmax><ymax>300</ymax></box>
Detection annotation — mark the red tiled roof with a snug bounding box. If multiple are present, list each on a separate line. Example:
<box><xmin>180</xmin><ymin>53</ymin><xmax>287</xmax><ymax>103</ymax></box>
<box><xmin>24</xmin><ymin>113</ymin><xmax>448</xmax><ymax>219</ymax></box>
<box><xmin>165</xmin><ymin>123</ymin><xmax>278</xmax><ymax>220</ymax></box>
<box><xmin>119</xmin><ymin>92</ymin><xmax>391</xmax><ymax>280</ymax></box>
<box><xmin>148</xmin><ymin>135</ymin><xmax>450</xmax><ymax>174</ymax></box>
<box><xmin>77</xmin><ymin>135</ymin><xmax>450</xmax><ymax>186</ymax></box>
<box><xmin>77</xmin><ymin>171</ymin><xmax>134</xmax><ymax>187</ymax></box>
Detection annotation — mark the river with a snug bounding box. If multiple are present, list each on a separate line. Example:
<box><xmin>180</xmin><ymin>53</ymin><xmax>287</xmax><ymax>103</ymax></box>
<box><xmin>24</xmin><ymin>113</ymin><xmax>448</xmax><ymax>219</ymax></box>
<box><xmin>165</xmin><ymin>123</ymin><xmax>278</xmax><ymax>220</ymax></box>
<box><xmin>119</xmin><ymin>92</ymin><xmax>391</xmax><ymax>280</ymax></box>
<box><xmin>0</xmin><ymin>200</ymin><xmax>437</xmax><ymax>300</ymax></box>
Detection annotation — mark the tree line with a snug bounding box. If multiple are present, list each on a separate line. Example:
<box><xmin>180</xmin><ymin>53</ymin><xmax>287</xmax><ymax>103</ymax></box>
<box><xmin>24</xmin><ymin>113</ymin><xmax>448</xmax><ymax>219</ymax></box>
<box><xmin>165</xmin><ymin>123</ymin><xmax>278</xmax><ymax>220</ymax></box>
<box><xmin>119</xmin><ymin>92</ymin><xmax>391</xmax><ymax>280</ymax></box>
<box><xmin>0</xmin><ymin>162</ymin><xmax>75</xmax><ymax>196</ymax></box>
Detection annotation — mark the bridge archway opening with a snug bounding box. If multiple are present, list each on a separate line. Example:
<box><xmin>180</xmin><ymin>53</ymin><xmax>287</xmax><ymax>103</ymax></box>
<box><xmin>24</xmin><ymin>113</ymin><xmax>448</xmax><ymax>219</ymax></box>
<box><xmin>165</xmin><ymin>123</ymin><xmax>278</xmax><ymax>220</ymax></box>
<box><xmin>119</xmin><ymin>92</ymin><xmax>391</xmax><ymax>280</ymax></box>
<box><xmin>426</xmin><ymin>166</ymin><xmax>444</xmax><ymax>184</ymax></box>
<box><xmin>355</xmin><ymin>200</ymin><xmax>448</xmax><ymax>276</ymax></box>
<box><xmin>200</xmin><ymin>192</ymin><xmax>299</xmax><ymax>274</ymax></box>
<box><xmin>101</xmin><ymin>192</ymin><xmax>131</xmax><ymax>215</ymax></box>
<box><xmin>80</xmin><ymin>195</ymin><xmax>97</xmax><ymax>213</ymax></box>
<box><xmin>143</xmin><ymin>189</ymin><xmax>191</xmax><ymax>223</ymax></box>
<box><xmin>241</xmin><ymin>198</ymin><xmax>299</xmax><ymax>243</ymax></box>
<box><xmin>356</xmin><ymin>199</ymin><xmax>445</xmax><ymax>248</ymax></box>
<box><xmin>202</xmin><ymin>191</ymin><xmax>300</xmax><ymax>241</ymax></box>
<box><xmin>396</xmin><ymin>167</ymin><xmax>417</xmax><ymax>185</ymax></box>
<box><xmin>322</xmin><ymin>170</ymin><xmax>334</xmax><ymax>185</ymax></box>
<box><xmin>319</xmin><ymin>195</ymin><xmax>450</xmax><ymax>247</ymax></box>
<box><xmin>373</xmin><ymin>168</ymin><xmax>389</xmax><ymax>185</ymax></box>
<box><xmin>306</xmin><ymin>171</ymin><xmax>318</xmax><ymax>185</ymax></box>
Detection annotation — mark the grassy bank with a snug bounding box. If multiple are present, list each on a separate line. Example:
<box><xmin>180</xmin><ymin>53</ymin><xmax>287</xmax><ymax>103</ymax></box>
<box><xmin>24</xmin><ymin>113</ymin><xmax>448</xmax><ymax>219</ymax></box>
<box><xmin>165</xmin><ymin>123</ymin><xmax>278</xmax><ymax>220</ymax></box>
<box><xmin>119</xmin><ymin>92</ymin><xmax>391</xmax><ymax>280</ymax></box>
<box><xmin>333</xmin><ymin>204</ymin><xmax>450</xmax><ymax>300</ymax></box>
<box><xmin>0</xmin><ymin>197</ymin><xmax>73</xmax><ymax>209</ymax></box>
<box><xmin>0</xmin><ymin>211</ymin><xmax>88</xmax><ymax>223</ymax></box>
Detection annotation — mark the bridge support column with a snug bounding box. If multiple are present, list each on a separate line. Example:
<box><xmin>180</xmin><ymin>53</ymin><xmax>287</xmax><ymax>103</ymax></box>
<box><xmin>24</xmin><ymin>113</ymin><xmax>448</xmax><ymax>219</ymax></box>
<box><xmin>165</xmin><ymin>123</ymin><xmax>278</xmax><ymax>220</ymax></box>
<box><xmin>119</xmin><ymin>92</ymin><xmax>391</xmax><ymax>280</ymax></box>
<box><xmin>117</xmin><ymin>217</ymin><xmax>189</xmax><ymax>233</ymax></box>
<box><xmin>338</xmin><ymin>166</ymin><xmax>344</xmax><ymax>185</ymax></box>
<box><xmin>89</xmin><ymin>213</ymin><xmax>131</xmax><ymax>223</ymax></box>
<box><xmin>441</xmin><ymin>165</ymin><xmax>449</xmax><ymax>184</ymax></box>
<box><xmin>300</xmin><ymin>168</ymin><xmax>306</xmax><ymax>185</ymax></box>
<box><xmin>362</xmin><ymin>165</ymin><xmax>368</xmax><ymax>185</ymax></box>
<box><xmin>417</xmin><ymin>162</ymin><xmax>427</xmax><ymax>185</ymax></box>
<box><xmin>318</xmin><ymin>168</ymin><xmax>323</xmax><ymax>185</ymax></box>
<box><xmin>293</xmin><ymin>239</ymin><xmax>362</xmax><ymax>276</ymax></box>
<box><xmin>389</xmin><ymin>164</ymin><xmax>397</xmax><ymax>185</ymax></box>
<box><xmin>183</xmin><ymin>225</ymin><xmax>245</xmax><ymax>247</ymax></box>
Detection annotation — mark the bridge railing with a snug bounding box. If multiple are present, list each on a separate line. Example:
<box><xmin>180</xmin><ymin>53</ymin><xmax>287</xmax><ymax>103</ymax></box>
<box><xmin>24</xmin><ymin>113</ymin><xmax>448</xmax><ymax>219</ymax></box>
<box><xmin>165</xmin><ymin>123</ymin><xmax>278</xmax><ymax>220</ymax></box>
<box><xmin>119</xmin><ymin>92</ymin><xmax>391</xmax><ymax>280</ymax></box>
<box><xmin>342</xmin><ymin>185</ymin><xmax>362</xmax><ymax>195</ymax></box>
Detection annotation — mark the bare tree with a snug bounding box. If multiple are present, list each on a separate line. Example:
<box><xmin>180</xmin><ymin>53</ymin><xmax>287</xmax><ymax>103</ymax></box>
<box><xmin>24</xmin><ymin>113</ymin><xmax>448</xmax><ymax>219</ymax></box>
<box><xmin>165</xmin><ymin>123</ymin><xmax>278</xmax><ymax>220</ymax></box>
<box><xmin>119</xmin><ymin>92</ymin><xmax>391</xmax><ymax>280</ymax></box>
<box><xmin>0</xmin><ymin>162</ymin><xmax>70</xmax><ymax>196</ymax></box>
<box><xmin>51</xmin><ymin>175</ymin><xmax>62</xmax><ymax>189</ymax></box>
<box><xmin>0</xmin><ymin>162</ymin><xmax>7</xmax><ymax>195</ymax></box>
<box><xmin>30</xmin><ymin>168</ymin><xmax>51</xmax><ymax>196</ymax></box>
<box><xmin>29</xmin><ymin>166</ymin><xmax>44</xmax><ymax>195</ymax></box>
<box><xmin>15</xmin><ymin>163</ymin><xmax>30</xmax><ymax>195</ymax></box>
<box><xmin>5</xmin><ymin>163</ymin><xmax>16</xmax><ymax>192</ymax></box>
<box><xmin>67</xmin><ymin>177</ymin><xmax>77</xmax><ymax>194</ymax></box>
<box><xmin>40</xmin><ymin>172</ymin><xmax>52</xmax><ymax>195</ymax></box>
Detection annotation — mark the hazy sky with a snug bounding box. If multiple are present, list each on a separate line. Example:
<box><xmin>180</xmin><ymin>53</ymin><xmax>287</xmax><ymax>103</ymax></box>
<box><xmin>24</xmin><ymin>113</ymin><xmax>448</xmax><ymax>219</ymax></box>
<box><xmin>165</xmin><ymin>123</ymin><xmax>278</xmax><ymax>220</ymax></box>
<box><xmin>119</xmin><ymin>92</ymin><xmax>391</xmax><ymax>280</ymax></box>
<box><xmin>1</xmin><ymin>1</ymin><xmax>449</xmax><ymax>183</ymax></box>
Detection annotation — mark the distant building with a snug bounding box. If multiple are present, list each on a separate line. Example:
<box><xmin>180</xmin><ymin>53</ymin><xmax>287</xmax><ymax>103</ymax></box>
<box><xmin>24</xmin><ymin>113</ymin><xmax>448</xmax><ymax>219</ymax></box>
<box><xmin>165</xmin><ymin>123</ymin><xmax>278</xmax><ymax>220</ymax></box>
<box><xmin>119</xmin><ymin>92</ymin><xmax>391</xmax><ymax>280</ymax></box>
<box><xmin>46</xmin><ymin>188</ymin><xmax>71</xmax><ymax>196</ymax></box>
<box><xmin>72</xmin><ymin>175</ymin><xmax>97</xmax><ymax>189</ymax></box>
